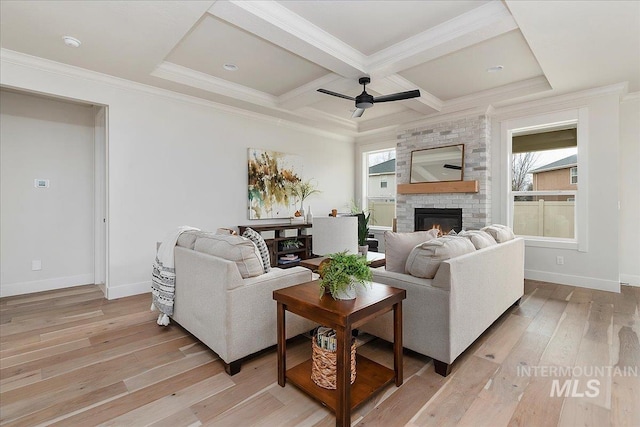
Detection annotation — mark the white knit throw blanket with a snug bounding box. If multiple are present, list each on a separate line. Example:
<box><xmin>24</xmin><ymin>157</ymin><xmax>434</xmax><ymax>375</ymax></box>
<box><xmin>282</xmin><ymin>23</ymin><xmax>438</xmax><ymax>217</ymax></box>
<box><xmin>151</xmin><ymin>226</ymin><xmax>199</xmax><ymax>326</ymax></box>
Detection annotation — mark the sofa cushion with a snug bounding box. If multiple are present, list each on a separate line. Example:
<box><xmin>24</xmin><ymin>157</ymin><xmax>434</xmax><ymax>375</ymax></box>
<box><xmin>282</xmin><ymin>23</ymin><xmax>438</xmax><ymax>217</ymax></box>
<box><xmin>242</xmin><ymin>227</ymin><xmax>271</xmax><ymax>273</ymax></box>
<box><xmin>458</xmin><ymin>230</ymin><xmax>497</xmax><ymax>249</ymax></box>
<box><xmin>405</xmin><ymin>235</ymin><xmax>476</xmax><ymax>279</ymax></box>
<box><xmin>177</xmin><ymin>231</ymin><xmax>198</xmax><ymax>249</ymax></box>
<box><xmin>481</xmin><ymin>224</ymin><xmax>516</xmax><ymax>243</ymax></box>
<box><xmin>194</xmin><ymin>234</ymin><xmax>264</xmax><ymax>278</ymax></box>
<box><xmin>384</xmin><ymin>229</ymin><xmax>439</xmax><ymax>273</ymax></box>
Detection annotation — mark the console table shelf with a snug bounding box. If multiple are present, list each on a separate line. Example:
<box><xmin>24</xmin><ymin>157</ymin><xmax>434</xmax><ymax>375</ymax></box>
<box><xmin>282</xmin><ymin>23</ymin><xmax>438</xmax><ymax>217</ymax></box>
<box><xmin>238</xmin><ymin>223</ymin><xmax>312</xmax><ymax>268</ymax></box>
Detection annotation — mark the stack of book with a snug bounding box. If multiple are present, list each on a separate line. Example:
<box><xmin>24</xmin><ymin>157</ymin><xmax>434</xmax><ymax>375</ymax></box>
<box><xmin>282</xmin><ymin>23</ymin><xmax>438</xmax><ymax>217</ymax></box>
<box><xmin>278</xmin><ymin>254</ymin><xmax>300</xmax><ymax>265</ymax></box>
<box><xmin>316</xmin><ymin>327</ymin><xmax>337</xmax><ymax>352</ymax></box>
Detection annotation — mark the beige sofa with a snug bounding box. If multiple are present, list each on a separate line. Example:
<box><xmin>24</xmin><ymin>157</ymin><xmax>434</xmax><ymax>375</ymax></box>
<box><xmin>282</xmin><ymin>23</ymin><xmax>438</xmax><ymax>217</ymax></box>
<box><xmin>360</xmin><ymin>235</ymin><xmax>525</xmax><ymax>376</ymax></box>
<box><xmin>171</xmin><ymin>231</ymin><xmax>315</xmax><ymax>375</ymax></box>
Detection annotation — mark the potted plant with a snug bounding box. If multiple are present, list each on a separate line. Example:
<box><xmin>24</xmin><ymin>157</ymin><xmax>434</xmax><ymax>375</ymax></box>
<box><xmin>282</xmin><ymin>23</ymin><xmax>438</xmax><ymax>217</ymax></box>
<box><xmin>288</xmin><ymin>179</ymin><xmax>321</xmax><ymax>217</ymax></box>
<box><xmin>318</xmin><ymin>251</ymin><xmax>373</xmax><ymax>300</ymax></box>
<box><xmin>356</xmin><ymin>211</ymin><xmax>370</xmax><ymax>255</ymax></box>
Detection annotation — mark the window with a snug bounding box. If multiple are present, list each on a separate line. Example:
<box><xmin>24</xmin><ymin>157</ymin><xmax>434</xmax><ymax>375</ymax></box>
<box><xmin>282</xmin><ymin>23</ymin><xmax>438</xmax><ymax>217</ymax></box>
<box><xmin>570</xmin><ymin>167</ymin><xmax>578</xmax><ymax>184</ymax></box>
<box><xmin>511</xmin><ymin>127</ymin><xmax>578</xmax><ymax>240</ymax></box>
<box><xmin>365</xmin><ymin>149</ymin><xmax>396</xmax><ymax>228</ymax></box>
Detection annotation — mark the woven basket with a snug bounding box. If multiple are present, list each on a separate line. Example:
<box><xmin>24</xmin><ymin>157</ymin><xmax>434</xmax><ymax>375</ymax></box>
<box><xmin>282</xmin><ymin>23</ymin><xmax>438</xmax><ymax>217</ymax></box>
<box><xmin>311</xmin><ymin>338</ymin><xmax>356</xmax><ymax>389</ymax></box>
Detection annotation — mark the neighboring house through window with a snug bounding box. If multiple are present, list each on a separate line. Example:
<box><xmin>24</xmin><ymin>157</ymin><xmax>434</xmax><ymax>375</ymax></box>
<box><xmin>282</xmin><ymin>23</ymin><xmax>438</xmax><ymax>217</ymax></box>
<box><xmin>570</xmin><ymin>166</ymin><xmax>578</xmax><ymax>184</ymax></box>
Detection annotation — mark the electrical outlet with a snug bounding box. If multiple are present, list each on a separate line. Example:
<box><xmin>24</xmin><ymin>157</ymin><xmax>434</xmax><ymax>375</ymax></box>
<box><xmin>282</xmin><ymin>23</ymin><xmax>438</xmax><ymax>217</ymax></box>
<box><xmin>32</xmin><ymin>260</ymin><xmax>42</xmax><ymax>271</ymax></box>
<box><xmin>556</xmin><ymin>256</ymin><xmax>564</xmax><ymax>265</ymax></box>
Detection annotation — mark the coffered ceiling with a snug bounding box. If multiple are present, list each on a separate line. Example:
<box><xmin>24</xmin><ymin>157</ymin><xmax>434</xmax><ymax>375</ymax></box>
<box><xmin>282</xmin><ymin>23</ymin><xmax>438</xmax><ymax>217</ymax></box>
<box><xmin>1</xmin><ymin>1</ymin><xmax>638</xmax><ymax>137</ymax></box>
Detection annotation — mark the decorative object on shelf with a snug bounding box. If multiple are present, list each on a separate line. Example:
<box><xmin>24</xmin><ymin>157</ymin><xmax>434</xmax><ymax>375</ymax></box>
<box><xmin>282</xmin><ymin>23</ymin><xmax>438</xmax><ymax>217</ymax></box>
<box><xmin>318</xmin><ymin>251</ymin><xmax>372</xmax><ymax>300</ymax></box>
<box><xmin>281</xmin><ymin>239</ymin><xmax>303</xmax><ymax>250</ymax></box>
<box><xmin>331</xmin><ymin>209</ymin><xmax>337</xmax><ymax>217</ymax></box>
<box><xmin>248</xmin><ymin>148</ymin><xmax>302</xmax><ymax>219</ymax></box>
<box><xmin>311</xmin><ymin>330</ymin><xmax>356</xmax><ymax>389</ymax></box>
<box><xmin>306</xmin><ymin>205</ymin><xmax>313</xmax><ymax>224</ymax></box>
<box><xmin>287</xmin><ymin>179</ymin><xmax>321</xmax><ymax>215</ymax></box>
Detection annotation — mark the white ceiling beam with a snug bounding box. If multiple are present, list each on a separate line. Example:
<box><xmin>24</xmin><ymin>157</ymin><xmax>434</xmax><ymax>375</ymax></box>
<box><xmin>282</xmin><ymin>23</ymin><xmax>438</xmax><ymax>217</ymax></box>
<box><xmin>208</xmin><ymin>1</ymin><xmax>367</xmax><ymax>79</ymax></box>
<box><xmin>278</xmin><ymin>73</ymin><xmax>345</xmax><ymax>110</ymax></box>
<box><xmin>151</xmin><ymin>61</ymin><xmax>279</xmax><ymax>107</ymax></box>
<box><xmin>366</xmin><ymin>1</ymin><xmax>519</xmax><ymax>75</ymax></box>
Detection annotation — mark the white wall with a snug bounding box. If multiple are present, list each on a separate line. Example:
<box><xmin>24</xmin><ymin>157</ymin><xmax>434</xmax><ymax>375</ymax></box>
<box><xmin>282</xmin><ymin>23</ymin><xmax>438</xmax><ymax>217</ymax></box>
<box><xmin>492</xmin><ymin>88</ymin><xmax>624</xmax><ymax>292</ymax></box>
<box><xmin>0</xmin><ymin>90</ymin><xmax>95</xmax><ymax>296</ymax></box>
<box><xmin>0</xmin><ymin>56</ymin><xmax>355</xmax><ymax>299</ymax></box>
<box><xmin>619</xmin><ymin>95</ymin><xmax>640</xmax><ymax>286</ymax></box>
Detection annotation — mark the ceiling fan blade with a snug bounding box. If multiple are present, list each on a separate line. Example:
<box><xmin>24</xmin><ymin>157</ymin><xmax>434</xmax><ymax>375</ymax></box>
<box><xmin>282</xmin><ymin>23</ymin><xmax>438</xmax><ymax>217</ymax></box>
<box><xmin>351</xmin><ymin>108</ymin><xmax>365</xmax><ymax>118</ymax></box>
<box><xmin>373</xmin><ymin>89</ymin><xmax>421</xmax><ymax>103</ymax></box>
<box><xmin>317</xmin><ymin>88</ymin><xmax>355</xmax><ymax>101</ymax></box>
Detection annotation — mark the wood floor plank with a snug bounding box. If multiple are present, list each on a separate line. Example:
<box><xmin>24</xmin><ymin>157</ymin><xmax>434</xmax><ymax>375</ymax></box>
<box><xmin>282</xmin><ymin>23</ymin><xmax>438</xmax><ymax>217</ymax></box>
<box><xmin>101</xmin><ymin>373</ymin><xmax>234</xmax><ymax>426</ymax></box>
<box><xmin>409</xmin><ymin>356</ymin><xmax>498</xmax><ymax>426</ymax></box>
<box><xmin>0</xmin><ymin>281</ymin><xmax>633</xmax><ymax>426</ymax></box>
<box><xmin>474</xmin><ymin>314</ymin><xmax>532</xmax><ymax>364</ymax></box>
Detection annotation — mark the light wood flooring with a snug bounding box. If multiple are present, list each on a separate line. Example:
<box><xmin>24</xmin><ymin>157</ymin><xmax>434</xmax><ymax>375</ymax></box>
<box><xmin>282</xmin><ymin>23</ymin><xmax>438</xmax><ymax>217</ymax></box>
<box><xmin>1</xmin><ymin>280</ymin><xmax>638</xmax><ymax>426</ymax></box>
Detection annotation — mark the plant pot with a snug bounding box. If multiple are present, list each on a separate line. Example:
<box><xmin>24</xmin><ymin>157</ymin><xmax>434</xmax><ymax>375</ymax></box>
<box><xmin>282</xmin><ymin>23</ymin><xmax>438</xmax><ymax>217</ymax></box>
<box><xmin>333</xmin><ymin>285</ymin><xmax>357</xmax><ymax>300</ymax></box>
<box><xmin>358</xmin><ymin>245</ymin><xmax>369</xmax><ymax>256</ymax></box>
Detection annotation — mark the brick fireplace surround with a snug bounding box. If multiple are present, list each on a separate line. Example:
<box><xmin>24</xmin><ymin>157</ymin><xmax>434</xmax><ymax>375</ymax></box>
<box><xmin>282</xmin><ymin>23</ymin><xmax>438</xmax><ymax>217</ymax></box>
<box><xmin>395</xmin><ymin>114</ymin><xmax>492</xmax><ymax>233</ymax></box>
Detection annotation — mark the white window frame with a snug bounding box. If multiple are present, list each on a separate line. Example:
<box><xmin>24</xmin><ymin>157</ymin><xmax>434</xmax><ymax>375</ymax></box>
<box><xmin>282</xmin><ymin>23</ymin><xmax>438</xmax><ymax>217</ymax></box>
<box><xmin>501</xmin><ymin>108</ymin><xmax>588</xmax><ymax>252</ymax></box>
<box><xmin>359</xmin><ymin>146</ymin><xmax>396</xmax><ymax>231</ymax></box>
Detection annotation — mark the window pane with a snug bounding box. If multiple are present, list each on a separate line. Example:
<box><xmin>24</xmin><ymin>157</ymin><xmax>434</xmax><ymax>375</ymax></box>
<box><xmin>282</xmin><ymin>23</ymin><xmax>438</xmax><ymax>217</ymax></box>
<box><xmin>511</xmin><ymin>135</ymin><xmax>577</xmax><ymax>239</ymax></box>
<box><xmin>513</xmin><ymin>196</ymin><xmax>575</xmax><ymax>238</ymax></box>
<box><xmin>367</xmin><ymin>149</ymin><xmax>396</xmax><ymax>227</ymax></box>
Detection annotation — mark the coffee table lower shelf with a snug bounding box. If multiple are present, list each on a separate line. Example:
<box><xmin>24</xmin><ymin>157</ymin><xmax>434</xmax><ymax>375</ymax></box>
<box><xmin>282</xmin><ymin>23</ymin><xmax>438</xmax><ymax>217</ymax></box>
<box><xmin>286</xmin><ymin>354</ymin><xmax>395</xmax><ymax>412</ymax></box>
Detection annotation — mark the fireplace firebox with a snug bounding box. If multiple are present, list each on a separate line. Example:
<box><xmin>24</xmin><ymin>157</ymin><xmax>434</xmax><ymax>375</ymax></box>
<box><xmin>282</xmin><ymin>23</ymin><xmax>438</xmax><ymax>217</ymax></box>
<box><xmin>415</xmin><ymin>208</ymin><xmax>463</xmax><ymax>234</ymax></box>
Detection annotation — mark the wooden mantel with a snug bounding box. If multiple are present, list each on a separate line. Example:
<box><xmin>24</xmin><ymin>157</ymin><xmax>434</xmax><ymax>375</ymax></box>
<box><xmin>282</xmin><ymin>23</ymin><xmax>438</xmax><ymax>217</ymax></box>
<box><xmin>397</xmin><ymin>180</ymin><xmax>479</xmax><ymax>194</ymax></box>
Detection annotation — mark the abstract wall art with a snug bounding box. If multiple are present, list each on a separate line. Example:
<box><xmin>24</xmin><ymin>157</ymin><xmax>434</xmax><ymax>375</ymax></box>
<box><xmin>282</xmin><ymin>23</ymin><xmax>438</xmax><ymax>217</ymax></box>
<box><xmin>248</xmin><ymin>148</ymin><xmax>301</xmax><ymax>219</ymax></box>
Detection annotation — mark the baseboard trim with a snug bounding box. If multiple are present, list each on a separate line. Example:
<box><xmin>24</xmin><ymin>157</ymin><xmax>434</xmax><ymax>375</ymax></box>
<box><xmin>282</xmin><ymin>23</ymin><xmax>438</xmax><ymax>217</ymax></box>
<box><xmin>0</xmin><ymin>273</ymin><xmax>94</xmax><ymax>298</ymax></box>
<box><xmin>107</xmin><ymin>280</ymin><xmax>151</xmax><ymax>300</ymax></box>
<box><xmin>620</xmin><ymin>274</ymin><xmax>640</xmax><ymax>287</ymax></box>
<box><xmin>524</xmin><ymin>269</ymin><xmax>620</xmax><ymax>293</ymax></box>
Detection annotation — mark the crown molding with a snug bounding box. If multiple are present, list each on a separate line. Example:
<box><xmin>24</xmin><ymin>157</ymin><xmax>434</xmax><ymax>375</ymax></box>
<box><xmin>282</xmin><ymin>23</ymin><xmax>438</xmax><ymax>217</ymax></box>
<box><xmin>442</xmin><ymin>76</ymin><xmax>551</xmax><ymax>112</ymax></box>
<box><xmin>397</xmin><ymin>105</ymin><xmax>494</xmax><ymax>133</ymax></box>
<box><xmin>492</xmin><ymin>82</ymin><xmax>630</xmax><ymax>119</ymax></box>
<box><xmin>0</xmin><ymin>49</ymin><xmax>353</xmax><ymax>142</ymax></box>
<box><xmin>295</xmin><ymin>106</ymin><xmax>358</xmax><ymax>132</ymax></box>
<box><xmin>366</xmin><ymin>1</ymin><xmax>518</xmax><ymax>75</ymax></box>
<box><xmin>209</xmin><ymin>1</ymin><xmax>366</xmax><ymax>78</ymax></box>
<box><xmin>151</xmin><ymin>61</ymin><xmax>278</xmax><ymax>107</ymax></box>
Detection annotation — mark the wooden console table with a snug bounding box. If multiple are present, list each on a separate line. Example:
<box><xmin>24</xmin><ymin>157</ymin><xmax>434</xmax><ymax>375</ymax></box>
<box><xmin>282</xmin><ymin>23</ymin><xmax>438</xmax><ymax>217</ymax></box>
<box><xmin>273</xmin><ymin>281</ymin><xmax>405</xmax><ymax>427</ymax></box>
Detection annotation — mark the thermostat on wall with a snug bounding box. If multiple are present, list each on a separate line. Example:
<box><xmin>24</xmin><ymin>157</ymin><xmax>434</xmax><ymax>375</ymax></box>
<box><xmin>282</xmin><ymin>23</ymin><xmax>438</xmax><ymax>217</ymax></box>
<box><xmin>34</xmin><ymin>179</ymin><xmax>49</xmax><ymax>188</ymax></box>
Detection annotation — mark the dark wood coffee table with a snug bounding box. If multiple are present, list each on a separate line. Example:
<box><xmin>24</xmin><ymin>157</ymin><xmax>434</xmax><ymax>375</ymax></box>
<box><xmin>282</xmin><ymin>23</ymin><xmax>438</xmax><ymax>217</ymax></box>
<box><xmin>273</xmin><ymin>280</ymin><xmax>405</xmax><ymax>427</ymax></box>
<box><xmin>300</xmin><ymin>252</ymin><xmax>386</xmax><ymax>271</ymax></box>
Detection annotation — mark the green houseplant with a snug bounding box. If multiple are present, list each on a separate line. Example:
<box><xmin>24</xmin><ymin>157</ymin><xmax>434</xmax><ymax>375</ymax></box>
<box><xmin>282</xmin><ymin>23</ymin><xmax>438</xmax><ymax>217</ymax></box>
<box><xmin>318</xmin><ymin>251</ymin><xmax>373</xmax><ymax>300</ymax></box>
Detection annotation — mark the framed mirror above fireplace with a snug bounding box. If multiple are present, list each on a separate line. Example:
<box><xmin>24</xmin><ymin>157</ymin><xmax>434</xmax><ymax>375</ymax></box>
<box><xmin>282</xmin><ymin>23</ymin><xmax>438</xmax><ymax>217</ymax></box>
<box><xmin>410</xmin><ymin>144</ymin><xmax>464</xmax><ymax>183</ymax></box>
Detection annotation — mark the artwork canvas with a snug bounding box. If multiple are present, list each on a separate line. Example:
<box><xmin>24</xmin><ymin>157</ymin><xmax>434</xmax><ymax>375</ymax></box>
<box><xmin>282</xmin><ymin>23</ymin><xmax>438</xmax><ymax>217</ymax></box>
<box><xmin>248</xmin><ymin>148</ymin><xmax>302</xmax><ymax>219</ymax></box>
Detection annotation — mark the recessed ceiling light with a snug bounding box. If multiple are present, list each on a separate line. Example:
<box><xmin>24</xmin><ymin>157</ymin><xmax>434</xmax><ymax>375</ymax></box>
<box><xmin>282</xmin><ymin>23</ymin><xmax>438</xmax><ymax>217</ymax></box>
<box><xmin>487</xmin><ymin>65</ymin><xmax>504</xmax><ymax>73</ymax></box>
<box><xmin>62</xmin><ymin>36</ymin><xmax>81</xmax><ymax>48</ymax></box>
<box><xmin>223</xmin><ymin>63</ymin><xmax>238</xmax><ymax>71</ymax></box>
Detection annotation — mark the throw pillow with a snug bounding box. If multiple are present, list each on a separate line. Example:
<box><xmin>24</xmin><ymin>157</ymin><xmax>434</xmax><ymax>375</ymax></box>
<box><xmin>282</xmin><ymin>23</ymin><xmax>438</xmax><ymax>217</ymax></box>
<box><xmin>481</xmin><ymin>224</ymin><xmax>516</xmax><ymax>243</ymax></box>
<box><xmin>405</xmin><ymin>235</ymin><xmax>476</xmax><ymax>279</ymax></box>
<box><xmin>176</xmin><ymin>231</ymin><xmax>198</xmax><ymax>249</ymax></box>
<box><xmin>194</xmin><ymin>234</ymin><xmax>264</xmax><ymax>278</ymax></box>
<box><xmin>384</xmin><ymin>229</ymin><xmax>439</xmax><ymax>273</ymax></box>
<box><xmin>458</xmin><ymin>229</ymin><xmax>497</xmax><ymax>249</ymax></box>
<box><xmin>242</xmin><ymin>227</ymin><xmax>271</xmax><ymax>273</ymax></box>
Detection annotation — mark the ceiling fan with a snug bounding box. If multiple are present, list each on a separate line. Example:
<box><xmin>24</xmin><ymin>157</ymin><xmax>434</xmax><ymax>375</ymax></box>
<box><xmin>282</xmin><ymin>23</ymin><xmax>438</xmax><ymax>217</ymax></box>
<box><xmin>317</xmin><ymin>77</ymin><xmax>420</xmax><ymax>118</ymax></box>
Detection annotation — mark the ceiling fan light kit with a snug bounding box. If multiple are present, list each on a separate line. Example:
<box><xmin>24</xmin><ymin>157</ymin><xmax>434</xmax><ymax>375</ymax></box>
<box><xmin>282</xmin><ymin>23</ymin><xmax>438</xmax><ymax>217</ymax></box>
<box><xmin>317</xmin><ymin>76</ymin><xmax>420</xmax><ymax>118</ymax></box>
